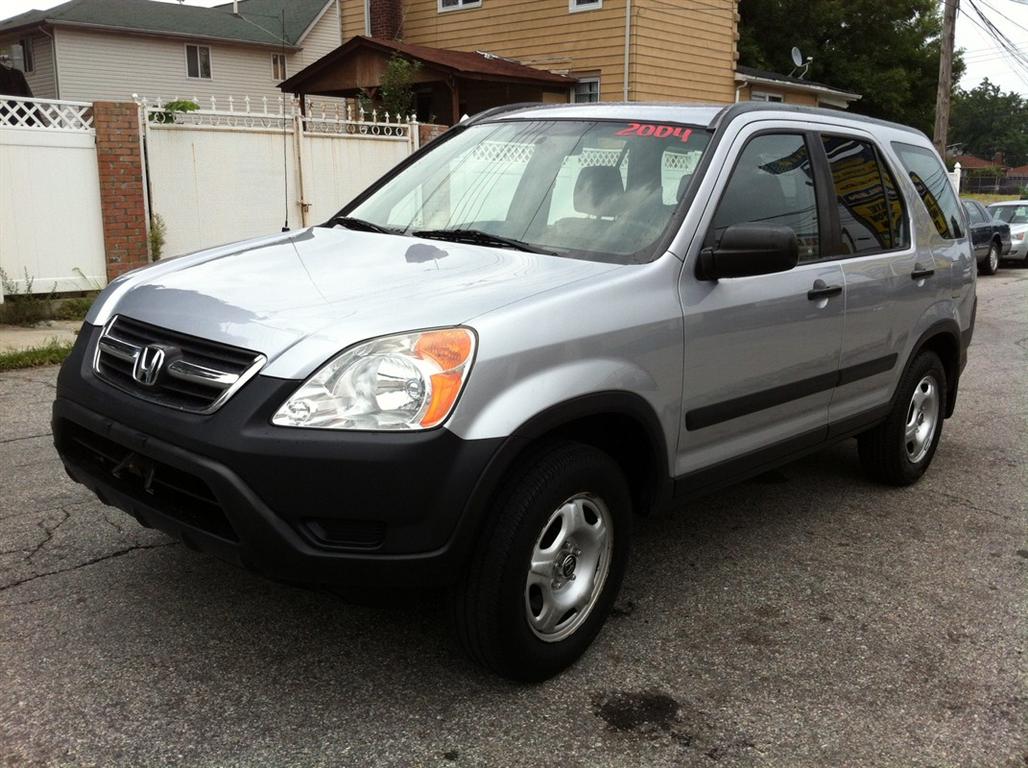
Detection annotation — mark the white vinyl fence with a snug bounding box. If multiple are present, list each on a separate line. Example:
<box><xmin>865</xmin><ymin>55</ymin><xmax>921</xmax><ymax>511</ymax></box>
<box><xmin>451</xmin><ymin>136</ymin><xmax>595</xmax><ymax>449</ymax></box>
<box><xmin>0</xmin><ymin>95</ymin><xmax>107</xmax><ymax>300</ymax></box>
<box><xmin>141</xmin><ymin>97</ymin><xmax>417</xmax><ymax>259</ymax></box>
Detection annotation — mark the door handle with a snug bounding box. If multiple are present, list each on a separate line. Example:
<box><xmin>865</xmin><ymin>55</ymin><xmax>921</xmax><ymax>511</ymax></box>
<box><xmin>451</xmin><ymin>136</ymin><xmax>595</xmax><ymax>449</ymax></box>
<box><xmin>807</xmin><ymin>280</ymin><xmax>843</xmax><ymax>300</ymax></box>
<box><xmin>911</xmin><ymin>264</ymin><xmax>935</xmax><ymax>280</ymax></box>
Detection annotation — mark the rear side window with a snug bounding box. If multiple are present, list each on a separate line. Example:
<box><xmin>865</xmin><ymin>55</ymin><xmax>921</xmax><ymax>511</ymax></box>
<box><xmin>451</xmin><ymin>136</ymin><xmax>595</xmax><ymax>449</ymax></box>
<box><xmin>709</xmin><ymin>133</ymin><xmax>820</xmax><ymax>261</ymax></box>
<box><xmin>892</xmin><ymin>142</ymin><xmax>964</xmax><ymax>239</ymax></box>
<box><xmin>822</xmin><ymin>135</ymin><xmax>907</xmax><ymax>255</ymax></box>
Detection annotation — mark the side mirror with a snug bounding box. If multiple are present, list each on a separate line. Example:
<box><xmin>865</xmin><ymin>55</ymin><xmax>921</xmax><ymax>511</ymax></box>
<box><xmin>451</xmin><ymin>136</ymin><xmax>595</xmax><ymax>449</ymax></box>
<box><xmin>697</xmin><ymin>224</ymin><xmax>799</xmax><ymax>280</ymax></box>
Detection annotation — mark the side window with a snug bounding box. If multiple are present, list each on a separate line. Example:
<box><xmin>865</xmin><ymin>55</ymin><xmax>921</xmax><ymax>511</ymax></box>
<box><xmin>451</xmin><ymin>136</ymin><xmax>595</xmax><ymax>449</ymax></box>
<box><xmin>892</xmin><ymin>142</ymin><xmax>964</xmax><ymax>239</ymax></box>
<box><xmin>709</xmin><ymin>133</ymin><xmax>819</xmax><ymax>261</ymax></box>
<box><xmin>881</xmin><ymin>158</ymin><xmax>909</xmax><ymax>249</ymax></box>
<box><xmin>963</xmin><ymin>201</ymin><xmax>985</xmax><ymax>224</ymax></box>
<box><xmin>822</xmin><ymin>135</ymin><xmax>907</xmax><ymax>254</ymax></box>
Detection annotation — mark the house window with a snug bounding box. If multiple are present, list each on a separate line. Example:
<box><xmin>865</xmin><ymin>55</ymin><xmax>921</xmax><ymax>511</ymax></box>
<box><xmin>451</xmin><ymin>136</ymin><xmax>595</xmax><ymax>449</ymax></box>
<box><xmin>438</xmin><ymin>0</ymin><xmax>481</xmax><ymax>11</ymax></box>
<box><xmin>573</xmin><ymin>77</ymin><xmax>600</xmax><ymax>103</ymax></box>
<box><xmin>750</xmin><ymin>91</ymin><xmax>784</xmax><ymax>103</ymax></box>
<box><xmin>19</xmin><ymin>38</ymin><xmax>34</xmax><ymax>73</ymax></box>
<box><xmin>272</xmin><ymin>53</ymin><xmax>287</xmax><ymax>81</ymax></box>
<box><xmin>570</xmin><ymin>0</ymin><xmax>603</xmax><ymax>11</ymax></box>
<box><xmin>186</xmin><ymin>44</ymin><xmax>212</xmax><ymax>80</ymax></box>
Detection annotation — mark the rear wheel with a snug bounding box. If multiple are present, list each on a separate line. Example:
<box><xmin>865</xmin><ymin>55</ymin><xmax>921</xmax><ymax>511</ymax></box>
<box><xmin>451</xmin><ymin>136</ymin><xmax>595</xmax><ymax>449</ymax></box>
<box><xmin>858</xmin><ymin>351</ymin><xmax>946</xmax><ymax>486</ymax></box>
<box><xmin>450</xmin><ymin>442</ymin><xmax>631</xmax><ymax>681</ymax></box>
<box><xmin>979</xmin><ymin>241</ymin><xmax>1001</xmax><ymax>275</ymax></box>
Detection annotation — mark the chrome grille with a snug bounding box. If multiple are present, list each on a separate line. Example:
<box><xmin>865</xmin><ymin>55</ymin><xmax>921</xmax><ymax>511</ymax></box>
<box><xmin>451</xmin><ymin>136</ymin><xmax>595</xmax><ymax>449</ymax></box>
<box><xmin>93</xmin><ymin>315</ymin><xmax>265</xmax><ymax>413</ymax></box>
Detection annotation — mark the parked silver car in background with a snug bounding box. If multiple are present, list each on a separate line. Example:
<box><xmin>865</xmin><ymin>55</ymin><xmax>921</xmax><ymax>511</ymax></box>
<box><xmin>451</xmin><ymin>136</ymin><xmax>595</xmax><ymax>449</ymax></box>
<box><xmin>988</xmin><ymin>200</ymin><xmax>1028</xmax><ymax>261</ymax></box>
<box><xmin>54</xmin><ymin>103</ymin><xmax>976</xmax><ymax>681</ymax></box>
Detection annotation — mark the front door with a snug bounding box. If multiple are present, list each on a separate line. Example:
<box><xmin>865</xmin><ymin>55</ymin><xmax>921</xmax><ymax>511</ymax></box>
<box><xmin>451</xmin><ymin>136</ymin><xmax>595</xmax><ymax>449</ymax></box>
<box><xmin>677</xmin><ymin>129</ymin><xmax>845</xmax><ymax>479</ymax></box>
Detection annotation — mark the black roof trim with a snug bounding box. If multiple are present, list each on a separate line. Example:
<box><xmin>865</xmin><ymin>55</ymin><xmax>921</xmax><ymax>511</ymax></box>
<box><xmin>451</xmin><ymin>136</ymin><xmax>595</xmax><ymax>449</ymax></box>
<box><xmin>709</xmin><ymin>102</ymin><xmax>926</xmax><ymax>139</ymax></box>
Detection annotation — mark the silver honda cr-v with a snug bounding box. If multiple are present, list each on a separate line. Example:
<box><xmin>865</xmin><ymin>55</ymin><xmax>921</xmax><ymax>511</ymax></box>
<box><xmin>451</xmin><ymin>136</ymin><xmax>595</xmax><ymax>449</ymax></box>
<box><xmin>54</xmin><ymin>102</ymin><xmax>976</xmax><ymax>681</ymax></box>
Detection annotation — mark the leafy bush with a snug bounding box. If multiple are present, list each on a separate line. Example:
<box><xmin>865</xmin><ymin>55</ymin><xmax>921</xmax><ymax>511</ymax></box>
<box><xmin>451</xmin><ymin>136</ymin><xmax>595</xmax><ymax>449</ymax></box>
<box><xmin>0</xmin><ymin>268</ymin><xmax>56</xmax><ymax>326</ymax></box>
<box><xmin>52</xmin><ymin>296</ymin><xmax>97</xmax><ymax>321</ymax></box>
<box><xmin>151</xmin><ymin>99</ymin><xmax>199</xmax><ymax>124</ymax></box>
<box><xmin>149</xmin><ymin>213</ymin><xmax>167</xmax><ymax>260</ymax></box>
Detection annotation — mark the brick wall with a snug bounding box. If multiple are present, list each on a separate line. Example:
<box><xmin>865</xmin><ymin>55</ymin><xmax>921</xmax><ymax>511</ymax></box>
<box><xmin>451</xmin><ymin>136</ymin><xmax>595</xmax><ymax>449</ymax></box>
<box><xmin>93</xmin><ymin>101</ymin><xmax>149</xmax><ymax>281</ymax></box>
<box><xmin>369</xmin><ymin>0</ymin><xmax>403</xmax><ymax>39</ymax></box>
<box><xmin>418</xmin><ymin>123</ymin><xmax>448</xmax><ymax>147</ymax></box>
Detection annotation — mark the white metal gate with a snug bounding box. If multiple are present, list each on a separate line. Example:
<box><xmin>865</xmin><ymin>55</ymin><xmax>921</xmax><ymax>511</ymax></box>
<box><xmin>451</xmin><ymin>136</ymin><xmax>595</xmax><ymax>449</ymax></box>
<box><xmin>140</xmin><ymin>97</ymin><xmax>417</xmax><ymax>259</ymax></box>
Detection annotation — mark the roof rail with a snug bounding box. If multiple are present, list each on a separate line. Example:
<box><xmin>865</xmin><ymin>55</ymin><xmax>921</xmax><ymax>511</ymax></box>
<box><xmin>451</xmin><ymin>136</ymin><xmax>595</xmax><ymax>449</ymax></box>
<box><xmin>464</xmin><ymin>102</ymin><xmax>543</xmax><ymax>125</ymax></box>
<box><xmin>709</xmin><ymin>102</ymin><xmax>926</xmax><ymax>138</ymax></box>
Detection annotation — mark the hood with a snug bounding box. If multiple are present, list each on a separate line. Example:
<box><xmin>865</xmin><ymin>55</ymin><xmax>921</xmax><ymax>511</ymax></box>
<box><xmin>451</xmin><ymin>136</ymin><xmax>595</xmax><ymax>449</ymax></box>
<box><xmin>88</xmin><ymin>227</ymin><xmax>622</xmax><ymax>379</ymax></box>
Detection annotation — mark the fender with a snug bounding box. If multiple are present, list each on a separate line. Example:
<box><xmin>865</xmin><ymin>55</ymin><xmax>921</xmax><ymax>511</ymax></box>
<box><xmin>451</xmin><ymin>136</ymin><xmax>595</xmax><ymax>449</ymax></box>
<box><xmin>446</xmin><ymin>391</ymin><xmax>673</xmax><ymax>569</ymax></box>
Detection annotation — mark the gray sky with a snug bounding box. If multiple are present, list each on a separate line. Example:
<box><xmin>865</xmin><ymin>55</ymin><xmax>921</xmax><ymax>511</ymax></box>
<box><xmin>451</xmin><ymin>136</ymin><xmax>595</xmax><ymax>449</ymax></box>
<box><xmin>3</xmin><ymin>0</ymin><xmax>1028</xmax><ymax>95</ymax></box>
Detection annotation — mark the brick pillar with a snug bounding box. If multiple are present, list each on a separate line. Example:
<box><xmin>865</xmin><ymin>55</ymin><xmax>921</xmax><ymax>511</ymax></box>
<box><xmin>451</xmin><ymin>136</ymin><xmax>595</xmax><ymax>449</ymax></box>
<box><xmin>368</xmin><ymin>0</ymin><xmax>403</xmax><ymax>39</ymax></box>
<box><xmin>93</xmin><ymin>101</ymin><xmax>149</xmax><ymax>281</ymax></box>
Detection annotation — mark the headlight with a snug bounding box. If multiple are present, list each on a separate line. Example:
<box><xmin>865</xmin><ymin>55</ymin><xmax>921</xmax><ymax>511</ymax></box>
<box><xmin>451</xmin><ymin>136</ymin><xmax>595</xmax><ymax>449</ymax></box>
<box><xmin>1013</xmin><ymin>232</ymin><xmax>1024</xmax><ymax>241</ymax></box>
<box><xmin>272</xmin><ymin>328</ymin><xmax>476</xmax><ymax>430</ymax></box>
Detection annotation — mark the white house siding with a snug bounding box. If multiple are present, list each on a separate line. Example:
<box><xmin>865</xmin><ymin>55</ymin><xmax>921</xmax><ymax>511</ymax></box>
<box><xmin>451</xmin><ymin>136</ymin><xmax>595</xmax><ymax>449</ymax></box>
<box><xmin>0</xmin><ymin>33</ymin><xmax>57</xmax><ymax>98</ymax></box>
<box><xmin>291</xmin><ymin>2</ymin><xmax>342</xmax><ymax>72</ymax></box>
<box><xmin>53</xmin><ymin>8</ymin><xmax>341</xmax><ymax>106</ymax></box>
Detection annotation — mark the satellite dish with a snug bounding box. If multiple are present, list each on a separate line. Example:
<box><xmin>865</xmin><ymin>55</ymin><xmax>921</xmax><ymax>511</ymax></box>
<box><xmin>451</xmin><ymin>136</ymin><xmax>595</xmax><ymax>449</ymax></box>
<box><xmin>791</xmin><ymin>47</ymin><xmax>804</xmax><ymax>68</ymax></box>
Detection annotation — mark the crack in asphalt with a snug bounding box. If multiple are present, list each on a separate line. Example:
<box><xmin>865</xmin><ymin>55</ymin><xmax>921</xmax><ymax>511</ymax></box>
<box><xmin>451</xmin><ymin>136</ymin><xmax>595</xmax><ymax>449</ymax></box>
<box><xmin>0</xmin><ymin>541</ymin><xmax>176</xmax><ymax>593</ymax></box>
<box><xmin>0</xmin><ymin>374</ymin><xmax>58</xmax><ymax>389</ymax></box>
<box><xmin>0</xmin><ymin>509</ymin><xmax>71</xmax><ymax>557</ymax></box>
<box><xmin>25</xmin><ymin>509</ymin><xmax>71</xmax><ymax>563</ymax></box>
<box><xmin>0</xmin><ymin>432</ymin><xmax>52</xmax><ymax>445</ymax></box>
<box><xmin>100</xmin><ymin>509</ymin><xmax>126</xmax><ymax>534</ymax></box>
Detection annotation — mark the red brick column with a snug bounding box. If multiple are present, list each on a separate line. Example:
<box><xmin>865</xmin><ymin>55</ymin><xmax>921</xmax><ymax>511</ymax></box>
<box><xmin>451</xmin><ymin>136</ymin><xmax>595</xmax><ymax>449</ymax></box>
<box><xmin>93</xmin><ymin>101</ymin><xmax>149</xmax><ymax>281</ymax></box>
<box><xmin>369</xmin><ymin>0</ymin><xmax>403</xmax><ymax>39</ymax></box>
<box><xmin>418</xmin><ymin>123</ymin><xmax>448</xmax><ymax>146</ymax></box>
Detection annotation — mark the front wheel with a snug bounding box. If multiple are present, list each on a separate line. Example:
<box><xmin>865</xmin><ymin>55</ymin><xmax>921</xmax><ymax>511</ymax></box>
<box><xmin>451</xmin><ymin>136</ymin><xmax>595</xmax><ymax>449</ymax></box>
<box><xmin>979</xmin><ymin>241</ymin><xmax>1000</xmax><ymax>275</ymax></box>
<box><xmin>450</xmin><ymin>442</ymin><xmax>631</xmax><ymax>681</ymax></box>
<box><xmin>858</xmin><ymin>351</ymin><xmax>946</xmax><ymax>486</ymax></box>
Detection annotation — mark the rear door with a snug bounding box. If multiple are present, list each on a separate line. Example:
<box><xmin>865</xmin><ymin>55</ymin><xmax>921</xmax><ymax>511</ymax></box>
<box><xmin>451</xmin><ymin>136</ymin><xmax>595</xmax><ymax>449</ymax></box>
<box><xmin>827</xmin><ymin>137</ymin><xmax>966</xmax><ymax>426</ymax></box>
<box><xmin>818</xmin><ymin>132</ymin><xmax>926</xmax><ymax>427</ymax></box>
<box><xmin>676</xmin><ymin>126</ymin><xmax>845</xmax><ymax>477</ymax></box>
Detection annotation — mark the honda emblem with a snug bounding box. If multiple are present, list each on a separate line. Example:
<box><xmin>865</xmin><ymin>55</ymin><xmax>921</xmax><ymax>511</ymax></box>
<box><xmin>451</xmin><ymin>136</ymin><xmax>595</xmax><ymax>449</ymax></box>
<box><xmin>132</xmin><ymin>345</ymin><xmax>166</xmax><ymax>387</ymax></box>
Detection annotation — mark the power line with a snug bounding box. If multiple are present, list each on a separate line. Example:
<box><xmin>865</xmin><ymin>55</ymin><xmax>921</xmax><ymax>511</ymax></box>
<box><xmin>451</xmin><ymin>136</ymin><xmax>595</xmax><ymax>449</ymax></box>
<box><xmin>959</xmin><ymin>0</ymin><xmax>1028</xmax><ymax>86</ymax></box>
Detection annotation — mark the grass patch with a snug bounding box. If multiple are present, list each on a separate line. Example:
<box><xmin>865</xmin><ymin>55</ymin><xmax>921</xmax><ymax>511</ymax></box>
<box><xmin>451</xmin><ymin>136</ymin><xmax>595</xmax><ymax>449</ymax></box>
<box><xmin>963</xmin><ymin>193</ymin><xmax>1020</xmax><ymax>205</ymax></box>
<box><xmin>0</xmin><ymin>339</ymin><xmax>75</xmax><ymax>372</ymax></box>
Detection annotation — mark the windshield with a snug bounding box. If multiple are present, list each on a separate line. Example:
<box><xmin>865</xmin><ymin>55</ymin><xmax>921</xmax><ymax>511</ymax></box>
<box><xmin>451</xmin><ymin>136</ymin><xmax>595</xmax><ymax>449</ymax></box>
<box><xmin>345</xmin><ymin>119</ymin><xmax>712</xmax><ymax>263</ymax></box>
<box><xmin>991</xmin><ymin>204</ymin><xmax>1028</xmax><ymax>224</ymax></box>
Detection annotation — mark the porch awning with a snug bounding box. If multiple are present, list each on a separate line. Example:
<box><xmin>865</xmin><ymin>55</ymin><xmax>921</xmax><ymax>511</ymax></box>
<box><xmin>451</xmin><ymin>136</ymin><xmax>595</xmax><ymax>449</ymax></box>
<box><xmin>279</xmin><ymin>35</ymin><xmax>573</xmax><ymax>96</ymax></box>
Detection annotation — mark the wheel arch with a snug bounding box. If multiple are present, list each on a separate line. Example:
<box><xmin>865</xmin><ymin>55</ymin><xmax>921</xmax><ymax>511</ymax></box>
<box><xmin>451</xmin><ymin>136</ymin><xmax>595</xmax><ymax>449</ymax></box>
<box><xmin>904</xmin><ymin>320</ymin><xmax>962</xmax><ymax>418</ymax></box>
<box><xmin>457</xmin><ymin>392</ymin><xmax>672</xmax><ymax>549</ymax></box>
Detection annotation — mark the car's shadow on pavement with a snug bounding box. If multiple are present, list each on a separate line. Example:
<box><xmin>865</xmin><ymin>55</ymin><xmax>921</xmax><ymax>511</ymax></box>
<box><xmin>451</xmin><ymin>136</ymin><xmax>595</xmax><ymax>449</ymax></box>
<box><xmin>78</xmin><ymin>437</ymin><xmax>888</xmax><ymax>692</ymax></box>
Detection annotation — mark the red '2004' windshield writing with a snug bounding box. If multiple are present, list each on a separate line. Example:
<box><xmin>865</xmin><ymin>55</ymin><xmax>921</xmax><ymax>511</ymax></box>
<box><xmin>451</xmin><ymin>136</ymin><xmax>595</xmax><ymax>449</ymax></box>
<box><xmin>614</xmin><ymin>123</ymin><xmax>694</xmax><ymax>142</ymax></box>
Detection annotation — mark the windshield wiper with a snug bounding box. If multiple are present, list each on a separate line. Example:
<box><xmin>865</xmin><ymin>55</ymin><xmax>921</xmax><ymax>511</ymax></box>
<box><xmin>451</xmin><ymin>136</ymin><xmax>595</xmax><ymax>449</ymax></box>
<box><xmin>412</xmin><ymin>228</ymin><xmax>556</xmax><ymax>255</ymax></box>
<box><xmin>322</xmin><ymin>215</ymin><xmax>395</xmax><ymax>234</ymax></box>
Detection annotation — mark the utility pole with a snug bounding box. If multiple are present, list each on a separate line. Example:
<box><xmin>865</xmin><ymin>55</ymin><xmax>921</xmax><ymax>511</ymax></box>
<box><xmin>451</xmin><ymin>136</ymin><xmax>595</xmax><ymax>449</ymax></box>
<box><xmin>933</xmin><ymin>0</ymin><xmax>959</xmax><ymax>157</ymax></box>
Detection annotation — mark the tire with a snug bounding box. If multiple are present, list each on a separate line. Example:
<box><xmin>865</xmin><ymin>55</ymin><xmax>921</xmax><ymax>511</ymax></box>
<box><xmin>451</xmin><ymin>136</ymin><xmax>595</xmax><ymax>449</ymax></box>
<box><xmin>450</xmin><ymin>441</ymin><xmax>632</xmax><ymax>682</ymax></box>
<box><xmin>858</xmin><ymin>351</ymin><xmax>947</xmax><ymax>486</ymax></box>
<box><xmin>979</xmin><ymin>241</ymin><xmax>1000</xmax><ymax>275</ymax></box>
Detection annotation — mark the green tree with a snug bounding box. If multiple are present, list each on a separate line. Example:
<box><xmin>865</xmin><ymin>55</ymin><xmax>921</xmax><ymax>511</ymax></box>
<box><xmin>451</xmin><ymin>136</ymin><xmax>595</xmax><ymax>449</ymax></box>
<box><xmin>950</xmin><ymin>79</ymin><xmax>1028</xmax><ymax>167</ymax></box>
<box><xmin>739</xmin><ymin>0</ymin><xmax>963</xmax><ymax>135</ymax></box>
<box><xmin>379</xmin><ymin>55</ymin><xmax>421</xmax><ymax>119</ymax></box>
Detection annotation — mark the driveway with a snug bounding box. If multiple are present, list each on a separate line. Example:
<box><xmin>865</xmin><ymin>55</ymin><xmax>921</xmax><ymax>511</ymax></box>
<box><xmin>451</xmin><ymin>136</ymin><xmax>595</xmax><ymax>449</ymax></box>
<box><xmin>1</xmin><ymin>272</ymin><xmax>1025</xmax><ymax>768</ymax></box>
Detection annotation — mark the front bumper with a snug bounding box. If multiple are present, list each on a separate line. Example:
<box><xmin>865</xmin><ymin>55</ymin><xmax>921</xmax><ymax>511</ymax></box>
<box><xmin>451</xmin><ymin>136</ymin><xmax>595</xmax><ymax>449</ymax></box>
<box><xmin>53</xmin><ymin>326</ymin><xmax>503</xmax><ymax>588</ymax></box>
<box><xmin>1006</xmin><ymin>239</ymin><xmax>1027</xmax><ymax>259</ymax></box>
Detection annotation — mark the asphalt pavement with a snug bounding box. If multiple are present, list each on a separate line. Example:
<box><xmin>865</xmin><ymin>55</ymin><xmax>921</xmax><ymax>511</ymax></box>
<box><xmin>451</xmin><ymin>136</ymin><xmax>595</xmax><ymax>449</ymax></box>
<box><xmin>1</xmin><ymin>270</ymin><xmax>1025</xmax><ymax>767</ymax></box>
